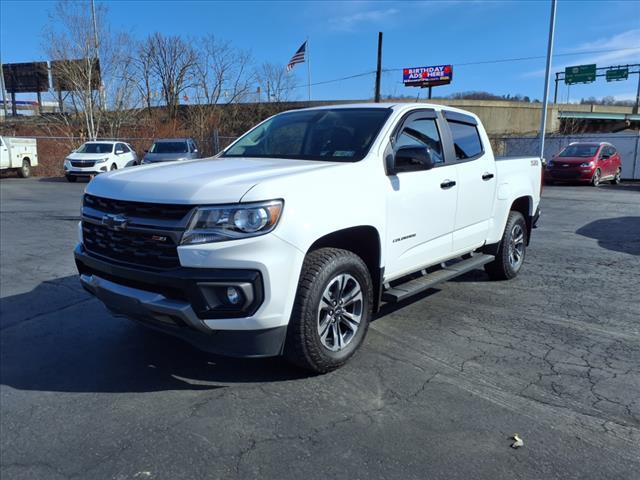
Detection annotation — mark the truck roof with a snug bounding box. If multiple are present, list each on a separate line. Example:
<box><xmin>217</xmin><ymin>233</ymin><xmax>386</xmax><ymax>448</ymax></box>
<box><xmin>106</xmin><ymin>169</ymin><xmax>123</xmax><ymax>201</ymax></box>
<box><xmin>294</xmin><ymin>102</ymin><xmax>481</xmax><ymax>121</ymax></box>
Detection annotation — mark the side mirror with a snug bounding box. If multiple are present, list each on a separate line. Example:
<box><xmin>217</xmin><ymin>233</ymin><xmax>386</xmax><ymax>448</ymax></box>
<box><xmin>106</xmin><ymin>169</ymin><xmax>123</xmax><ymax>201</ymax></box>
<box><xmin>144</xmin><ymin>149</ymin><xmax>149</xmax><ymax>154</ymax></box>
<box><xmin>387</xmin><ymin>146</ymin><xmax>434</xmax><ymax>175</ymax></box>
<box><xmin>601</xmin><ymin>154</ymin><xmax>610</xmax><ymax>160</ymax></box>
<box><xmin>116</xmin><ymin>150</ymin><xmax>124</xmax><ymax>155</ymax></box>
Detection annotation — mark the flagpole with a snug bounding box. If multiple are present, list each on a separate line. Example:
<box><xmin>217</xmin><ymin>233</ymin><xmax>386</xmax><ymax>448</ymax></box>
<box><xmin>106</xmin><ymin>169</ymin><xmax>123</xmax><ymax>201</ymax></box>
<box><xmin>306</xmin><ymin>37</ymin><xmax>311</xmax><ymax>103</ymax></box>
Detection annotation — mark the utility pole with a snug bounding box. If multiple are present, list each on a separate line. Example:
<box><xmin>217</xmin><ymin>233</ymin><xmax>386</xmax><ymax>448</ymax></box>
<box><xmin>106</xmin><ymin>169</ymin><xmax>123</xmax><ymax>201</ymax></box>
<box><xmin>538</xmin><ymin>0</ymin><xmax>556</xmax><ymax>159</ymax></box>
<box><xmin>0</xmin><ymin>60</ymin><xmax>8</xmax><ymax>118</ymax></box>
<box><xmin>90</xmin><ymin>0</ymin><xmax>106</xmax><ymax>110</ymax></box>
<box><xmin>634</xmin><ymin>67</ymin><xmax>640</xmax><ymax>114</ymax></box>
<box><xmin>374</xmin><ymin>32</ymin><xmax>383</xmax><ymax>103</ymax></box>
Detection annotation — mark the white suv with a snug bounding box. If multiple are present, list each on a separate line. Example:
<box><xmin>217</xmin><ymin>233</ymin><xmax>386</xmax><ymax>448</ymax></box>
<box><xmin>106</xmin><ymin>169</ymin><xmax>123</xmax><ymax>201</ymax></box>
<box><xmin>64</xmin><ymin>141</ymin><xmax>138</xmax><ymax>182</ymax></box>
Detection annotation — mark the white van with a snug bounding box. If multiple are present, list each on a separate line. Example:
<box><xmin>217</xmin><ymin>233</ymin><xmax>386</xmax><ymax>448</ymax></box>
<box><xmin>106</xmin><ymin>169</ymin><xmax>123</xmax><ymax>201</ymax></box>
<box><xmin>0</xmin><ymin>136</ymin><xmax>38</xmax><ymax>178</ymax></box>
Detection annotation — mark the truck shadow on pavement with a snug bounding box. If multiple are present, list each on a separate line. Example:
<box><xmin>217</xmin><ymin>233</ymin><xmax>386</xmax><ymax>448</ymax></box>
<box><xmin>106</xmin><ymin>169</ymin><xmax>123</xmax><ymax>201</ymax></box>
<box><xmin>0</xmin><ymin>276</ymin><xmax>308</xmax><ymax>394</ymax></box>
<box><xmin>576</xmin><ymin>216</ymin><xmax>640</xmax><ymax>256</ymax></box>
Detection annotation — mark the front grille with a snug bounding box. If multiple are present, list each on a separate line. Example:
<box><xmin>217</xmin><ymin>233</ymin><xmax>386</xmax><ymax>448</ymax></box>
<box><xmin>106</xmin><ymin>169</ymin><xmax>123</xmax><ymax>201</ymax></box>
<box><xmin>71</xmin><ymin>160</ymin><xmax>96</xmax><ymax>168</ymax></box>
<box><xmin>82</xmin><ymin>222</ymin><xmax>180</xmax><ymax>269</ymax></box>
<box><xmin>82</xmin><ymin>194</ymin><xmax>195</xmax><ymax>269</ymax></box>
<box><xmin>551</xmin><ymin>170</ymin><xmax>581</xmax><ymax>179</ymax></box>
<box><xmin>84</xmin><ymin>194</ymin><xmax>193</xmax><ymax>221</ymax></box>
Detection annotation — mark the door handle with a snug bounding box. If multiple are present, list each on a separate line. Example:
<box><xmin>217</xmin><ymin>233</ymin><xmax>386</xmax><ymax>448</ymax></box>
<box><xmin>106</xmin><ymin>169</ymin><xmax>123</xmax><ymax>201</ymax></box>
<box><xmin>440</xmin><ymin>179</ymin><xmax>456</xmax><ymax>189</ymax></box>
<box><xmin>482</xmin><ymin>172</ymin><xmax>494</xmax><ymax>181</ymax></box>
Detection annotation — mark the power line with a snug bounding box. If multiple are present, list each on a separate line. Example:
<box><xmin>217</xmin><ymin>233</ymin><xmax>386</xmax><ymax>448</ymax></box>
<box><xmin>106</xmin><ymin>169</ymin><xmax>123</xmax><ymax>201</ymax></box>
<box><xmin>278</xmin><ymin>47</ymin><xmax>639</xmax><ymax>95</ymax></box>
<box><xmin>384</xmin><ymin>47</ymin><xmax>640</xmax><ymax>72</ymax></box>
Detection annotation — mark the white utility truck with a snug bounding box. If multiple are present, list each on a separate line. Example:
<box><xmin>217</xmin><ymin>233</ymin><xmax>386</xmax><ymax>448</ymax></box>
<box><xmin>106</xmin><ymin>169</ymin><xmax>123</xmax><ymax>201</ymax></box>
<box><xmin>0</xmin><ymin>136</ymin><xmax>38</xmax><ymax>177</ymax></box>
<box><xmin>75</xmin><ymin>103</ymin><xmax>542</xmax><ymax>372</ymax></box>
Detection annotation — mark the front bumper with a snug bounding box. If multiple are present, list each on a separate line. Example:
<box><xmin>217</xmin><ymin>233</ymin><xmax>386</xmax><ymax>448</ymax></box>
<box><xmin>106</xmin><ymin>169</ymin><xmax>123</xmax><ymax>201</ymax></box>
<box><xmin>65</xmin><ymin>165</ymin><xmax>109</xmax><ymax>176</ymax></box>
<box><xmin>75</xmin><ymin>232</ymin><xmax>303</xmax><ymax>356</ymax></box>
<box><xmin>545</xmin><ymin>167</ymin><xmax>594</xmax><ymax>182</ymax></box>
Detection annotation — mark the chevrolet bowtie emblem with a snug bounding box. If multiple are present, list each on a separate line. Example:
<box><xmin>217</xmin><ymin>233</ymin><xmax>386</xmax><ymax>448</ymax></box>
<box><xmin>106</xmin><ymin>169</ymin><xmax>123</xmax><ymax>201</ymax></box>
<box><xmin>101</xmin><ymin>213</ymin><xmax>128</xmax><ymax>231</ymax></box>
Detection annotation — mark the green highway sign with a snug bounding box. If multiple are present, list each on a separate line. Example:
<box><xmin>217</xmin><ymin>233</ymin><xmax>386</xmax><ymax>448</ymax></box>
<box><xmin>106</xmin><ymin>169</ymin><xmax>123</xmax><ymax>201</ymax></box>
<box><xmin>606</xmin><ymin>67</ymin><xmax>629</xmax><ymax>82</ymax></box>
<box><xmin>565</xmin><ymin>64</ymin><xmax>596</xmax><ymax>85</ymax></box>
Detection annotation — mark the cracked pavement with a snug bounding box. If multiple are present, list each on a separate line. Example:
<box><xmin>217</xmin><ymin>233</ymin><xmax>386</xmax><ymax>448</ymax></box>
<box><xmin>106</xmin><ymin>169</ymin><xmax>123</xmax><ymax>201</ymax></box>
<box><xmin>1</xmin><ymin>178</ymin><xmax>639</xmax><ymax>479</ymax></box>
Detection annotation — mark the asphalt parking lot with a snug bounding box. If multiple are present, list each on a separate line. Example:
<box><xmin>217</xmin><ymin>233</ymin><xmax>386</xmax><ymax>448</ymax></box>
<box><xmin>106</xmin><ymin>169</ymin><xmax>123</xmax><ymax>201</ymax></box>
<box><xmin>1</xmin><ymin>177</ymin><xmax>639</xmax><ymax>480</ymax></box>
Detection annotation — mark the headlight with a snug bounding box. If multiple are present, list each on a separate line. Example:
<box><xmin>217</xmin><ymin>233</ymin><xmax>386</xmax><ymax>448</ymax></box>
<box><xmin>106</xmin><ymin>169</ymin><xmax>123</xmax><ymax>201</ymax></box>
<box><xmin>95</xmin><ymin>158</ymin><xmax>108</xmax><ymax>163</ymax></box>
<box><xmin>580</xmin><ymin>161</ymin><xmax>594</xmax><ymax>167</ymax></box>
<box><xmin>181</xmin><ymin>200</ymin><xmax>283</xmax><ymax>245</ymax></box>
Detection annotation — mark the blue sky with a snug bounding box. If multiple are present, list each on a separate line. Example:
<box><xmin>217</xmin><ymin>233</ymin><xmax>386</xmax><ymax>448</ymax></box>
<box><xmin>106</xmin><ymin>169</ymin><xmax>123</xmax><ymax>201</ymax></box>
<box><xmin>1</xmin><ymin>0</ymin><xmax>639</xmax><ymax>103</ymax></box>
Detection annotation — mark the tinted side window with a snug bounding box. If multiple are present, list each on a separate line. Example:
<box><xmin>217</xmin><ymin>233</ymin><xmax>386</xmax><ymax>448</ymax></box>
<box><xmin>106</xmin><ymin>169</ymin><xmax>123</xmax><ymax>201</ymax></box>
<box><xmin>447</xmin><ymin>121</ymin><xmax>483</xmax><ymax>160</ymax></box>
<box><xmin>396</xmin><ymin>118</ymin><xmax>444</xmax><ymax>167</ymax></box>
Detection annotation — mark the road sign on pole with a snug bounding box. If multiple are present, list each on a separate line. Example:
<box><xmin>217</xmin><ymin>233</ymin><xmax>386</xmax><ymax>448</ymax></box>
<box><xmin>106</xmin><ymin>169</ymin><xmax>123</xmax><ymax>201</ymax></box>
<box><xmin>606</xmin><ymin>67</ymin><xmax>629</xmax><ymax>82</ymax></box>
<box><xmin>564</xmin><ymin>64</ymin><xmax>596</xmax><ymax>85</ymax></box>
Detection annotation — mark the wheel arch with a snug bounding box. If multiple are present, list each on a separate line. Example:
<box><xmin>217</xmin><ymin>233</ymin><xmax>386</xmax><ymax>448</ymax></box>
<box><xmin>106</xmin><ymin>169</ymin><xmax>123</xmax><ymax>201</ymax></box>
<box><xmin>510</xmin><ymin>195</ymin><xmax>533</xmax><ymax>245</ymax></box>
<box><xmin>307</xmin><ymin>225</ymin><xmax>383</xmax><ymax>311</ymax></box>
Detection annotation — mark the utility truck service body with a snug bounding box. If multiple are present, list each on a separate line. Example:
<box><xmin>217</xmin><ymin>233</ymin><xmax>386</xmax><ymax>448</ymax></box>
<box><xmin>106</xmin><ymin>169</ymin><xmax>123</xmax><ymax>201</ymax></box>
<box><xmin>75</xmin><ymin>103</ymin><xmax>542</xmax><ymax>372</ymax></box>
<box><xmin>0</xmin><ymin>136</ymin><xmax>38</xmax><ymax>178</ymax></box>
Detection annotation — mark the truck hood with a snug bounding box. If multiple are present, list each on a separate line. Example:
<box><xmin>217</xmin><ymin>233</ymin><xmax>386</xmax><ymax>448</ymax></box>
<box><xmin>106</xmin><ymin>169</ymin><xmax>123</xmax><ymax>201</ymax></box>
<box><xmin>85</xmin><ymin>156</ymin><xmax>341</xmax><ymax>204</ymax></box>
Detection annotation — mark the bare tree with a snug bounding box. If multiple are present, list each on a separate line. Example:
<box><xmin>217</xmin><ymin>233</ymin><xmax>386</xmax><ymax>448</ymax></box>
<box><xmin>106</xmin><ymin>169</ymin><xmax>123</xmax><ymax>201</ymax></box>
<box><xmin>43</xmin><ymin>0</ymin><xmax>141</xmax><ymax>140</ymax></box>
<box><xmin>143</xmin><ymin>33</ymin><xmax>197</xmax><ymax>119</ymax></box>
<box><xmin>256</xmin><ymin>62</ymin><xmax>297</xmax><ymax>103</ymax></box>
<box><xmin>186</xmin><ymin>35</ymin><xmax>254</xmax><ymax>154</ymax></box>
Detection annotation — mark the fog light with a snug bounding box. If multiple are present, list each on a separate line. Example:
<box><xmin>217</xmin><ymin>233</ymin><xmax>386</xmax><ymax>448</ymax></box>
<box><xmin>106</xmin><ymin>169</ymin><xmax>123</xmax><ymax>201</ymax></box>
<box><xmin>226</xmin><ymin>287</ymin><xmax>242</xmax><ymax>305</ymax></box>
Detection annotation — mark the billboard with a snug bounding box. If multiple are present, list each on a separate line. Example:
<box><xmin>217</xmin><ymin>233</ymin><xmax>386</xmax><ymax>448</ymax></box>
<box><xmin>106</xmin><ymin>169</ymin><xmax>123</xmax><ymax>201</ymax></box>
<box><xmin>51</xmin><ymin>58</ymin><xmax>101</xmax><ymax>91</ymax></box>
<box><xmin>403</xmin><ymin>65</ymin><xmax>453</xmax><ymax>87</ymax></box>
<box><xmin>2</xmin><ymin>62</ymin><xmax>49</xmax><ymax>93</ymax></box>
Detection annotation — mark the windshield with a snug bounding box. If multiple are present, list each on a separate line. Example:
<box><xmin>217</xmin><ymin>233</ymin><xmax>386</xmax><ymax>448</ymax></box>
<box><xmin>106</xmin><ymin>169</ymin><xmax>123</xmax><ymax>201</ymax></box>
<box><xmin>223</xmin><ymin>108</ymin><xmax>391</xmax><ymax>162</ymax></box>
<box><xmin>558</xmin><ymin>145</ymin><xmax>599</xmax><ymax>158</ymax></box>
<box><xmin>76</xmin><ymin>143</ymin><xmax>113</xmax><ymax>154</ymax></box>
<box><xmin>150</xmin><ymin>141</ymin><xmax>188</xmax><ymax>154</ymax></box>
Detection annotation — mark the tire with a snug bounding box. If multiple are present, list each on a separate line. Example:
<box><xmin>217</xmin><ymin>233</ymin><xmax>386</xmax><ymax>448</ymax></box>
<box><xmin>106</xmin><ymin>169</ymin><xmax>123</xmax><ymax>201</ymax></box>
<box><xmin>284</xmin><ymin>247</ymin><xmax>373</xmax><ymax>373</ymax></box>
<box><xmin>17</xmin><ymin>159</ymin><xmax>31</xmax><ymax>178</ymax></box>
<box><xmin>591</xmin><ymin>168</ymin><xmax>601</xmax><ymax>187</ymax></box>
<box><xmin>612</xmin><ymin>168</ymin><xmax>621</xmax><ymax>185</ymax></box>
<box><xmin>65</xmin><ymin>175</ymin><xmax>77</xmax><ymax>183</ymax></box>
<box><xmin>110</xmin><ymin>163</ymin><xmax>118</xmax><ymax>171</ymax></box>
<box><xmin>484</xmin><ymin>210</ymin><xmax>527</xmax><ymax>281</ymax></box>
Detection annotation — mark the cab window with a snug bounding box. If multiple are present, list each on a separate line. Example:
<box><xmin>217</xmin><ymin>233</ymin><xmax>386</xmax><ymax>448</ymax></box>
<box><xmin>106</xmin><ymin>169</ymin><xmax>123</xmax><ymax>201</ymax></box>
<box><xmin>396</xmin><ymin>118</ymin><xmax>444</xmax><ymax>167</ymax></box>
<box><xmin>447</xmin><ymin>121</ymin><xmax>483</xmax><ymax>160</ymax></box>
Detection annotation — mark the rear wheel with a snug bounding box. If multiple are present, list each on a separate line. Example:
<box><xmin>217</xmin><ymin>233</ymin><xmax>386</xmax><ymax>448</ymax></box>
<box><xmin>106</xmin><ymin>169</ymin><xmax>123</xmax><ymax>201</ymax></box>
<box><xmin>485</xmin><ymin>211</ymin><xmax>527</xmax><ymax>281</ymax></box>
<box><xmin>591</xmin><ymin>168</ymin><xmax>601</xmax><ymax>187</ymax></box>
<box><xmin>284</xmin><ymin>248</ymin><xmax>373</xmax><ymax>373</ymax></box>
<box><xmin>612</xmin><ymin>168</ymin><xmax>621</xmax><ymax>185</ymax></box>
<box><xmin>17</xmin><ymin>159</ymin><xmax>31</xmax><ymax>178</ymax></box>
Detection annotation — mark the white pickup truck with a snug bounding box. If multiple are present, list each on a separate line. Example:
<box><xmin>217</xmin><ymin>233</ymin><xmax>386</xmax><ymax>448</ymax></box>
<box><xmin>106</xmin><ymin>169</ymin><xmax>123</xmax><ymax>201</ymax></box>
<box><xmin>0</xmin><ymin>136</ymin><xmax>38</xmax><ymax>178</ymax></box>
<box><xmin>75</xmin><ymin>103</ymin><xmax>542</xmax><ymax>372</ymax></box>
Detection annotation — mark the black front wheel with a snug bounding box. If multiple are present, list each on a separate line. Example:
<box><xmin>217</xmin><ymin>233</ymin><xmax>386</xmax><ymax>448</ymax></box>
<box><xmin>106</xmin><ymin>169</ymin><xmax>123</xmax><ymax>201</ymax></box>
<box><xmin>485</xmin><ymin>211</ymin><xmax>527</xmax><ymax>281</ymax></box>
<box><xmin>612</xmin><ymin>168</ymin><xmax>621</xmax><ymax>185</ymax></box>
<box><xmin>65</xmin><ymin>175</ymin><xmax>77</xmax><ymax>183</ymax></box>
<box><xmin>284</xmin><ymin>248</ymin><xmax>373</xmax><ymax>373</ymax></box>
<box><xmin>17</xmin><ymin>159</ymin><xmax>31</xmax><ymax>178</ymax></box>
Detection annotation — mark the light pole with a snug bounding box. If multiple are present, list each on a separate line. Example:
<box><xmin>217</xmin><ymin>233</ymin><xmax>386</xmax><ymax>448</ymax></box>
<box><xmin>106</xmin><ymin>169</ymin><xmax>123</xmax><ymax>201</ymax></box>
<box><xmin>539</xmin><ymin>0</ymin><xmax>557</xmax><ymax>159</ymax></box>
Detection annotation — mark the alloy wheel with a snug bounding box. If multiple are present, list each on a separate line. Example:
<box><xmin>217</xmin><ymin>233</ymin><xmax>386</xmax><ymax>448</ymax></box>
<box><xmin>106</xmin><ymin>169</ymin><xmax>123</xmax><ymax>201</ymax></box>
<box><xmin>508</xmin><ymin>223</ymin><xmax>525</xmax><ymax>271</ymax></box>
<box><xmin>317</xmin><ymin>273</ymin><xmax>363</xmax><ymax>352</ymax></box>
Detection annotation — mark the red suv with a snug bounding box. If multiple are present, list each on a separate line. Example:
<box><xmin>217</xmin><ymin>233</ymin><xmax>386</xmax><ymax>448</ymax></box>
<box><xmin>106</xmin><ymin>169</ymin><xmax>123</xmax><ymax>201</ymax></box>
<box><xmin>545</xmin><ymin>142</ymin><xmax>622</xmax><ymax>186</ymax></box>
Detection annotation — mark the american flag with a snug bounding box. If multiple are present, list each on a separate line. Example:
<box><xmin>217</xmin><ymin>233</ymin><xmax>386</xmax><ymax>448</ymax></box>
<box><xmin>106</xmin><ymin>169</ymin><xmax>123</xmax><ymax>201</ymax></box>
<box><xmin>287</xmin><ymin>41</ymin><xmax>307</xmax><ymax>72</ymax></box>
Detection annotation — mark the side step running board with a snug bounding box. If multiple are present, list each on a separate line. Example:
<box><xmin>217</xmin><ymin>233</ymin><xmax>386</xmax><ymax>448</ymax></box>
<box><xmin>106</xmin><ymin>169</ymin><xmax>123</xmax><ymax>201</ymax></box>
<box><xmin>381</xmin><ymin>254</ymin><xmax>495</xmax><ymax>303</ymax></box>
